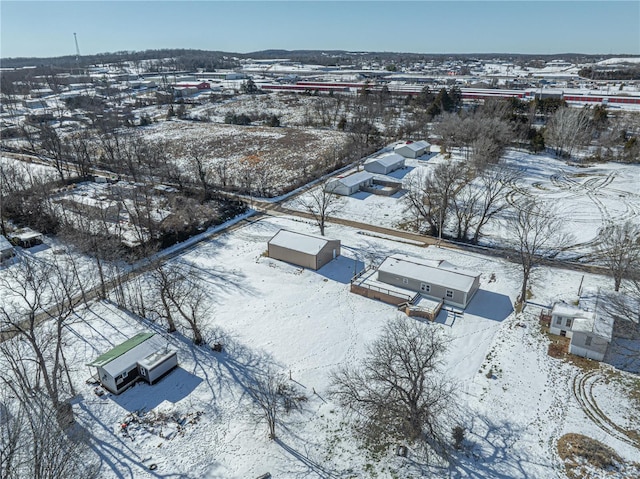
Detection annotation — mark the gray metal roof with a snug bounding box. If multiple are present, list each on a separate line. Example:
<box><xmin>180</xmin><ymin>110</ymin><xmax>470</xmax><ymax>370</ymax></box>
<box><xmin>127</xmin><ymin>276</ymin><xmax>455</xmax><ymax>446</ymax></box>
<box><xmin>269</xmin><ymin>229</ymin><xmax>333</xmax><ymax>255</ymax></box>
<box><xmin>365</xmin><ymin>153</ymin><xmax>405</xmax><ymax>168</ymax></box>
<box><xmin>378</xmin><ymin>254</ymin><xmax>479</xmax><ymax>292</ymax></box>
<box><xmin>331</xmin><ymin>171</ymin><xmax>374</xmax><ymax>188</ymax></box>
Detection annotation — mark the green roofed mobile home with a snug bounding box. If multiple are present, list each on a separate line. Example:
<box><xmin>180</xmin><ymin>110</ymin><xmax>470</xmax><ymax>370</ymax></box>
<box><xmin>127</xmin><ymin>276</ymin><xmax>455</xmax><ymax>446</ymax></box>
<box><xmin>88</xmin><ymin>333</ymin><xmax>178</xmax><ymax>394</ymax></box>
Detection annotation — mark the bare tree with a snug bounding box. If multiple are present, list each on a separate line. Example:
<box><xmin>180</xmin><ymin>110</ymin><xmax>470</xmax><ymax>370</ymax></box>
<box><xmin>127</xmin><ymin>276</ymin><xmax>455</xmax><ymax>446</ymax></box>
<box><xmin>298</xmin><ymin>180</ymin><xmax>344</xmax><ymax>236</ymax></box>
<box><xmin>544</xmin><ymin>106</ymin><xmax>592</xmax><ymax>158</ymax></box>
<box><xmin>247</xmin><ymin>369</ymin><xmax>286</xmax><ymax>440</ymax></box>
<box><xmin>247</xmin><ymin>368</ymin><xmax>303</xmax><ymax>440</ymax></box>
<box><xmin>0</xmin><ymin>392</ymin><xmax>23</xmax><ymax>479</ymax></box>
<box><xmin>189</xmin><ymin>146</ymin><xmax>213</xmax><ymax>201</ymax></box>
<box><xmin>0</xmin><ymin>390</ymin><xmax>99</xmax><ymax>479</ymax></box>
<box><xmin>212</xmin><ymin>158</ymin><xmax>232</xmax><ymax>190</ymax></box>
<box><xmin>0</xmin><ymin>253</ymin><xmax>85</xmax><ymax>419</ymax></box>
<box><xmin>596</xmin><ymin>221</ymin><xmax>640</xmax><ymax>292</ymax></box>
<box><xmin>433</xmin><ymin>107</ymin><xmax>512</xmax><ymax>165</ymax></box>
<box><xmin>470</xmin><ymin>165</ymin><xmax>519</xmax><ymax>244</ymax></box>
<box><xmin>37</xmin><ymin>124</ymin><xmax>68</xmax><ymax>181</ymax></box>
<box><xmin>150</xmin><ymin>263</ymin><xmax>180</xmax><ymax>333</ymax></box>
<box><xmin>450</xmin><ymin>182</ymin><xmax>482</xmax><ymax>241</ymax></box>
<box><xmin>403</xmin><ymin>162</ymin><xmax>470</xmax><ymax>237</ymax></box>
<box><xmin>330</xmin><ymin>318</ymin><xmax>455</xmax><ymax>456</ymax></box>
<box><xmin>65</xmin><ymin>130</ymin><xmax>94</xmax><ymax>177</ymax></box>
<box><xmin>170</xmin><ymin>276</ymin><xmax>208</xmax><ymax>346</ymax></box>
<box><xmin>508</xmin><ymin>197</ymin><xmax>574</xmax><ymax>304</ymax></box>
<box><xmin>149</xmin><ymin>262</ymin><xmax>209</xmax><ymax>344</ymax></box>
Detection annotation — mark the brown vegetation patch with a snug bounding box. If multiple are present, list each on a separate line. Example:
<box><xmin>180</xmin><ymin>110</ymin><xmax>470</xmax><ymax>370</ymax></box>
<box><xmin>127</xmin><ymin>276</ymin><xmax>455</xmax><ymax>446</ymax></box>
<box><xmin>557</xmin><ymin>433</ymin><xmax>633</xmax><ymax>479</ymax></box>
<box><xmin>548</xmin><ymin>337</ymin><xmax>569</xmax><ymax>358</ymax></box>
<box><xmin>141</xmin><ymin>122</ymin><xmax>360</xmax><ymax>196</ymax></box>
<box><xmin>542</xmin><ymin>327</ymin><xmax>600</xmax><ymax>371</ymax></box>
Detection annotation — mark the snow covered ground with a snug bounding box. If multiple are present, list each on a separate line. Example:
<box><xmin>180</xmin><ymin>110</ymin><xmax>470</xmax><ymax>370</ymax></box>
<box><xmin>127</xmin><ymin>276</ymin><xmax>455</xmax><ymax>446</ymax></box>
<box><xmin>1</xmin><ymin>155</ymin><xmax>60</xmax><ymax>189</ymax></box>
<box><xmin>48</xmin><ymin>213</ymin><xmax>640</xmax><ymax>478</ymax></box>
<box><xmin>286</xmin><ymin>148</ymin><xmax>640</xmax><ymax>257</ymax></box>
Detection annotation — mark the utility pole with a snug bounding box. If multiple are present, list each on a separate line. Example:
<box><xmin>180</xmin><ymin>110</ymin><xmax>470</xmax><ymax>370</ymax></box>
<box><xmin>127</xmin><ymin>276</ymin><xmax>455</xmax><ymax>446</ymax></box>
<box><xmin>73</xmin><ymin>32</ymin><xmax>81</xmax><ymax>74</ymax></box>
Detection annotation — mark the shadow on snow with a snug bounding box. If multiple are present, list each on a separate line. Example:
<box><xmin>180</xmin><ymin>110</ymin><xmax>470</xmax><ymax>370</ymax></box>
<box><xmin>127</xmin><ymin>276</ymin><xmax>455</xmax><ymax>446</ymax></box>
<box><xmin>110</xmin><ymin>367</ymin><xmax>203</xmax><ymax>412</ymax></box>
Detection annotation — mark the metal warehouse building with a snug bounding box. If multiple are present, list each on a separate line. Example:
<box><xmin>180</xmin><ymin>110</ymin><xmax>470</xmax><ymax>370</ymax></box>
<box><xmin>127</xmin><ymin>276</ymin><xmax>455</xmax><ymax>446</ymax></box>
<box><xmin>363</xmin><ymin>153</ymin><xmax>406</xmax><ymax>175</ymax></box>
<box><xmin>268</xmin><ymin>229</ymin><xmax>341</xmax><ymax>270</ymax></box>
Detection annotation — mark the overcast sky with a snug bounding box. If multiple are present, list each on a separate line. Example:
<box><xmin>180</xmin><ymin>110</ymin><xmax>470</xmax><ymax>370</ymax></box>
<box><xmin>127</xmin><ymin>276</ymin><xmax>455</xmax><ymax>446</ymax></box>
<box><xmin>1</xmin><ymin>1</ymin><xmax>639</xmax><ymax>58</ymax></box>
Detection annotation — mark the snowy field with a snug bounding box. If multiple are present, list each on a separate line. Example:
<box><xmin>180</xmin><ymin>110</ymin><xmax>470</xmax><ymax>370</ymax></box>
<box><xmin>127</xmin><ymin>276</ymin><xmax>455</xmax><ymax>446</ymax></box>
<box><xmin>1</xmin><ymin>155</ymin><xmax>60</xmax><ymax>189</ymax></box>
<box><xmin>287</xmin><ymin>149</ymin><xmax>640</xmax><ymax>257</ymax></box>
<box><xmin>35</xmin><ymin>214</ymin><xmax>638</xmax><ymax>478</ymax></box>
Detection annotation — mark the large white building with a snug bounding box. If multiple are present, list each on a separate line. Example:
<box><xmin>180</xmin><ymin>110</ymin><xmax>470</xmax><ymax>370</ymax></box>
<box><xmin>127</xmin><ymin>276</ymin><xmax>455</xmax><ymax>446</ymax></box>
<box><xmin>268</xmin><ymin>229</ymin><xmax>340</xmax><ymax>270</ymax></box>
<box><xmin>363</xmin><ymin>153</ymin><xmax>405</xmax><ymax>175</ymax></box>
<box><xmin>394</xmin><ymin>140</ymin><xmax>431</xmax><ymax>159</ymax></box>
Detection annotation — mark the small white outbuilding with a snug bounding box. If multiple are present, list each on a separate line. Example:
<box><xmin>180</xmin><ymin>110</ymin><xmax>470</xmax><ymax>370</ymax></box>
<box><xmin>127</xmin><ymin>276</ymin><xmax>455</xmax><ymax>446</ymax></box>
<box><xmin>549</xmin><ymin>290</ymin><xmax>614</xmax><ymax>362</ymax></box>
<box><xmin>363</xmin><ymin>153</ymin><xmax>406</xmax><ymax>175</ymax></box>
<box><xmin>394</xmin><ymin>140</ymin><xmax>431</xmax><ymax>158</ymax></box>
<box><xmin>324</xmin><ymin>171</ymin><xmax>374</xmax><ymax>196</ymax></box>
<box><xmin>0</xmin><ymin>235</ymin><xmax>16</xmax><ymax>264</ymax></box>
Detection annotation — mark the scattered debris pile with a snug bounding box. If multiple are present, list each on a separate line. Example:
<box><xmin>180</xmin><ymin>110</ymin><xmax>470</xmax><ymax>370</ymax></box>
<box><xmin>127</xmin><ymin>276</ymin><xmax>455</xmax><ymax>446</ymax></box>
<box><xmin>118</xmin><ymin>409</ymin><xmax>203</xmax><ymax>442</ymax></box>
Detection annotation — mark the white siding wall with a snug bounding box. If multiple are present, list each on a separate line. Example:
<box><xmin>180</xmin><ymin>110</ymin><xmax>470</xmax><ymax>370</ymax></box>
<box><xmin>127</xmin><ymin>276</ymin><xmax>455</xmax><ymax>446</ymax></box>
<box><xmin>549</xmin><ymin>314</ymin><xmax>575</xmax><ymax>338</ymax></box>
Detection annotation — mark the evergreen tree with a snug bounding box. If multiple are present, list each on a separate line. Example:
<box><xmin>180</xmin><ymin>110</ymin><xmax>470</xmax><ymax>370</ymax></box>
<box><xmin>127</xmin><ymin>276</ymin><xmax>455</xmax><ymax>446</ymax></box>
<box><xmin>449</xmin><ymin>86</ymin><xmax>462</xmax><ymax>111</ymax></box>
<box><xmin>267</xmin><ymin>115</ymin><xmax>280</xmax><ymax>127</ymax></box>
<box><xmin>434</xmin><ymin>88</ymin><xmax>453</xmax><ymax>113</ymax></box>
<box><xmin>241</xmin><ymin>78</ymin><xmax>259</xmax><ymax>94</ymax></box>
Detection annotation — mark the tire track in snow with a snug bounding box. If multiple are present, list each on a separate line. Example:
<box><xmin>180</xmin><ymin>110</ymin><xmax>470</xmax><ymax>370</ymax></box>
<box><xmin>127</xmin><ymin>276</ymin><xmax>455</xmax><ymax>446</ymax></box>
<box><xmin>571</xmin><ymin>370</ymin><xmax>640</xmax><ymax>450</ymax></box>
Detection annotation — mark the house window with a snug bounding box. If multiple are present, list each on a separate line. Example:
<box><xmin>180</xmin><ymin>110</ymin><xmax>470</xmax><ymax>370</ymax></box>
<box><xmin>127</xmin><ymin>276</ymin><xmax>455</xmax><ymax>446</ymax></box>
<box><xmin>565</xmin><ymin>318</ymin><xmax>572</xmax><ymax>328</ymax></box>
<box><xmin>555</xmin><ymin>317</ymin><xmax>562</xmax><ymax>325</ymax></box>
<box><xmin>446</xmin><ymin>290</ymin><xmax>454</xmax><ymax>299</ymax></box>
<box><xmin>420</xmin><ymin>283</ymin><xmax>430</xmax><ymax>293</ymax></box>
<box><xmin>402</xmin><ymin>278</ymin><xmax>408</xmax><ymax>284</ymax></box>
<box><xmin>585</xmin><ymin>336</ymin><xmax>592</xmax><ymax>346</ymax></box>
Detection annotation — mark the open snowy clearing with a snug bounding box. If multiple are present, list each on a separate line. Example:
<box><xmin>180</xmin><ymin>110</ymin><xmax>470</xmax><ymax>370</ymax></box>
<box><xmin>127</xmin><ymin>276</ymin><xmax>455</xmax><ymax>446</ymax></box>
<box><xmin>1</xmin><ymin>154</ymin><xmax>61</xmax><ymax>189</ymax></box>
<box><xmin>287</xmin><ymin>149</ymin><xmax>640</xmax><ymax>257</ymax></box>
<box><xmin>37</xmin><ymin>214</ymin><xmax>639</xmax><ymax>479</ymax></box>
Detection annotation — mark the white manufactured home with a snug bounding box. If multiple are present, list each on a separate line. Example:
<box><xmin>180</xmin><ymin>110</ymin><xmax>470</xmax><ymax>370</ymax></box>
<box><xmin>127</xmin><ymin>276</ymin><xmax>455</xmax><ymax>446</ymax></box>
<box><xmin>88</xmin><ymin>333</ymin><xmax>178</xmax><ymax>395</ymax></box>
<box><xmin>268</xmin><ymin>229</ymin><xmax>340</xmax><ymax>271</ymax></box>
<box><xmin>375</xmin><ymin>255</ymin><xmax>480</xmax><ymax>309</ymax></box>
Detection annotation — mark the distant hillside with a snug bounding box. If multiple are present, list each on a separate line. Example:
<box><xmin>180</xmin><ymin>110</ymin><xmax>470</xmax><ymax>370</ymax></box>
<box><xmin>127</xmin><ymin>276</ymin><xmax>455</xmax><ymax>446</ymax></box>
<box><xmin>2</xmin><ymin>48</ymin><xmax>638</xmax><ymax>70</ymax></box>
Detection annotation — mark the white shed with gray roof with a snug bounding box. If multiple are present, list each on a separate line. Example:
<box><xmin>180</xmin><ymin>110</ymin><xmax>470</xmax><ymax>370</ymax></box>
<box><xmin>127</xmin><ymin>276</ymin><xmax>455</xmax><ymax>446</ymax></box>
<box><xmin>268</xmin><ymin>229</ymin><xmax>340</xmax><ymax>270</ymax></box>
<box><xmin>325</xmin><ymin>171</ymin><xmax>374</xmax><ymax>196</ymax></box>
<box><xmin>550</xmin><ymin>289</ymin><xmax>615</xmax><ymax>361</ymax></box>
<box><xmin>364</xmin><ymin>153</ymin><xmax>405</xmax><ymax>175</ymax></box>
<box><xmin>394</xmin><ymin>140</ymin><xmax>431</xmax><ymax>158</ymax></box>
